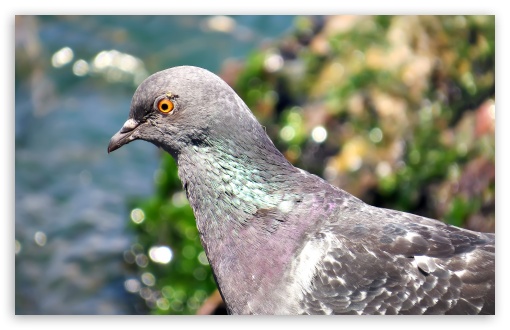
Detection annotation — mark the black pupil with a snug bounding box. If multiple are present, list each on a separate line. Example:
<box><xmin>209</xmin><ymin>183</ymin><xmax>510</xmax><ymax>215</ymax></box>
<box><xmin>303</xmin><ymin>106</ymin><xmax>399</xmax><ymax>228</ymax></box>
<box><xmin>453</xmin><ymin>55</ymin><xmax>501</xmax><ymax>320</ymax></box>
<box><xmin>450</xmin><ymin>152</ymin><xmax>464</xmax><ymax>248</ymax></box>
<box><xmin>161</xmin><ymin>103</ymin><xmax>168</xmax><ymax>110</ymax></box>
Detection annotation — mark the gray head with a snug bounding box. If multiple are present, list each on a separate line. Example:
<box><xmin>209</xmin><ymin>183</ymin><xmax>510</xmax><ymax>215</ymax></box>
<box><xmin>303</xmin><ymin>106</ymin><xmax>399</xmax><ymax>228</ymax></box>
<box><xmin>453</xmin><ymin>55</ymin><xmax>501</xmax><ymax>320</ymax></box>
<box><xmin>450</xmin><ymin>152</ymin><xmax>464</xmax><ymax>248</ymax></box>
<box><xmin>108</xmin><ymin>66</ymin><xmax>270</xmax><ymax>157</ymax></box>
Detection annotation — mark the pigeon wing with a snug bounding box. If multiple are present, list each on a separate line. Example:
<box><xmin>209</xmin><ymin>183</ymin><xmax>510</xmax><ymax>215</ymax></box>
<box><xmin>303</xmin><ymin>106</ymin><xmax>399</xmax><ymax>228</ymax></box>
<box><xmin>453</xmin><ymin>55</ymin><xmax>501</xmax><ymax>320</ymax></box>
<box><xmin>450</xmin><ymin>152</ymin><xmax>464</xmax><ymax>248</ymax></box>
<box><xmin>297</xmin><ymin>207</ymin><xmax>495</xmax><ymax>315</ymax></box>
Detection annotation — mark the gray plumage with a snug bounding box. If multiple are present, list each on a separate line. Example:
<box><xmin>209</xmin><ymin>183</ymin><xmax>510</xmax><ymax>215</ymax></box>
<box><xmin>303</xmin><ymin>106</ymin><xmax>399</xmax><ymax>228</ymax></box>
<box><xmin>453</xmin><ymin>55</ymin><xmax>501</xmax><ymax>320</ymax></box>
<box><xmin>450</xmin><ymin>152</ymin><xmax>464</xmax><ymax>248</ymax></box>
<box><xmin>108</xmin><ymin>66</ymin><xmax>495</xmax><ymax>315</ymax></box>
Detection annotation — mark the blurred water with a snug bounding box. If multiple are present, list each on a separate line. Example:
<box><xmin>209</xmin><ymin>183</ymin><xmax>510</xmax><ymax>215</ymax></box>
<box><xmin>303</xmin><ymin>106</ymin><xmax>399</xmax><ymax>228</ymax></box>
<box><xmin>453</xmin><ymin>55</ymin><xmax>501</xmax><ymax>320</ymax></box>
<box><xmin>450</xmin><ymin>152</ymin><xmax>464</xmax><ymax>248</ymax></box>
<box><xmin>15</xmin><ymin>15</ymin><xmax>295</xmax><ymax>314</ymax></box>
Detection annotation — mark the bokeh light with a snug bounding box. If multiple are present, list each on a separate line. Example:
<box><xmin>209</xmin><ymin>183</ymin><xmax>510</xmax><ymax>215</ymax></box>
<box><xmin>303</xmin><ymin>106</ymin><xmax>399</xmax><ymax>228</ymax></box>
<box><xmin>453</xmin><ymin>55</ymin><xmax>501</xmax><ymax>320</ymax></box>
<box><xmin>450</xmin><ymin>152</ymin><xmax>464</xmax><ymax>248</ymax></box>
<box><xmin>34</xmin><ymin>231</ymin><xmax>47</xmax><ymax>247</ymax></box>
<box><xmin>171</xmin><ymin>191</ymin><xmax>188</xmax><ymax>207</ymax></box>
<box><xmin>124</xmin><ymin>278</ymin><xmax>141</xmax><ymax>293</ymax></box>
<box><xmin>15</xmin><ymin>240</ymin><xmax>21</xmax><ymax>254</ymax></box>
<box><xmin>141</xmin><ymin>272</ymin><xmax>156</xmax><ymax>286</ymax></box>
<box><xmin>72</xmin><ymin>59</ymin><xmax>89</xmax><ymax>76</ymax></box>
<box><xmin>148</xmin><ymin>246</ymin><xmax>173</xmax><ymax>264</ymax></box>
<box><xmin>135</xmin><ymin>253</ymin><xmax>149</xmax><ymax>268</ymax></box>
<box><xmin>311</xmin><ymin>126</ymin><xmax>327</xmax><ymax>143</ymax></box>
<box><xmin>202</xmin><ymin>15</ymin><xmax>236</xmax><ymax>33</ymax></box>
<box><xmin>280</xmin><ymin>125</ymin><xmax>296</xmax><ymax>141</ymax></box>
<box><xmin>130</xmin><ymin>208</ymin><xmax>145</xmax><ymax>224</ymax></box>
<box><xmin>197</xmin><ymin>251</ymin><xmax>209</xmax><ymax>266</ymax></box>
<box><xmin>369</xmin><ymin>127</ymin><xmax>383</xmax><ymax>143</ymax></box>
<box><xmin>264</xmin><ymin>52</ymin><xmax>284</xmax><ymax>73</ymax></box>
<box><xmin>51</xmin><ymin>46</ymin><xmax>74</xmax><ymax>68</ymax></box>
<box><xmin>91</xmin><ymin>49</ymin><xmax>148</xmax><ymax>85</ymax></box>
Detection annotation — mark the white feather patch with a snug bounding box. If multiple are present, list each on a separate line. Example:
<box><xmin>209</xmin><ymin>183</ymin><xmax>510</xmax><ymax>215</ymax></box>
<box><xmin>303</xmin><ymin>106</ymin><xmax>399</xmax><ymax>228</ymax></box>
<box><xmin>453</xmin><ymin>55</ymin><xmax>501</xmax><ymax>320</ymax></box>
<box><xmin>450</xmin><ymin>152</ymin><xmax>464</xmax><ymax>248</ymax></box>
<box><xmin>278</xmin><ymin>200</ymin><xmax>294</xmax><ymax>213</ymax></box>
<box><xmin>290</xmin><ymin>232</ymin><xmax>335</xmax><ymax>296</ymax></box>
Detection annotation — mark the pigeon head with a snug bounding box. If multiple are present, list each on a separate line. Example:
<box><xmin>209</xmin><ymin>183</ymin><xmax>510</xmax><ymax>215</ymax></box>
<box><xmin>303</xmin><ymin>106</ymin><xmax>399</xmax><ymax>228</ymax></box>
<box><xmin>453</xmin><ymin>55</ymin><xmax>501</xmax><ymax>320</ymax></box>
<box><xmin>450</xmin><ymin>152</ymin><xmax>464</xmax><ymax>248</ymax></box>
<box><xmin>108</xmin><ymin>66</ymin><xmax>267</xmax><ymax>157</ymax></box>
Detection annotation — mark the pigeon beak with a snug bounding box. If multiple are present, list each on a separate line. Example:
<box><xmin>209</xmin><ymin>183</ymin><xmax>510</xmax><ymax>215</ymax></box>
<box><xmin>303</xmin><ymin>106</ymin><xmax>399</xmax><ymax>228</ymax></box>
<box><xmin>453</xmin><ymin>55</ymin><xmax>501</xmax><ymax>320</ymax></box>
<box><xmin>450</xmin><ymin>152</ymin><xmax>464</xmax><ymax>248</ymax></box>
<box><xmin>108</xmin><ymin>118</ymin><xmax>141</xmax><ymax>153</ymax></box>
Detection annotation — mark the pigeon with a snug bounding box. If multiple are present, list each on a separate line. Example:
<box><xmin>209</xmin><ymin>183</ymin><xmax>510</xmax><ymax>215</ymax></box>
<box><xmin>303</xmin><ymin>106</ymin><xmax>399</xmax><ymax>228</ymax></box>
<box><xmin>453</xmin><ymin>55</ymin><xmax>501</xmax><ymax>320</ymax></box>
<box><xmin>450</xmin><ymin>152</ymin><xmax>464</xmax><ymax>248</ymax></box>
<box><xmin>108</xmin><ymin>66</ymin><xmax>495</xmax><ymax>315</ymax></box>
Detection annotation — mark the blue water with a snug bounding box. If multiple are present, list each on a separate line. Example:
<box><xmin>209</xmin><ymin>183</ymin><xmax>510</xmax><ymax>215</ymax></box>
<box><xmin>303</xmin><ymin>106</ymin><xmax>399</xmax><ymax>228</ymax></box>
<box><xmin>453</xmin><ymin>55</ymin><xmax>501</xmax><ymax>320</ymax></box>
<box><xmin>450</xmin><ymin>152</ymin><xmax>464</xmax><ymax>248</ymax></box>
<box><xmin>15</xmin><ymin>15</ymin><xmax>296</xmax><ymax>314</ymax></box>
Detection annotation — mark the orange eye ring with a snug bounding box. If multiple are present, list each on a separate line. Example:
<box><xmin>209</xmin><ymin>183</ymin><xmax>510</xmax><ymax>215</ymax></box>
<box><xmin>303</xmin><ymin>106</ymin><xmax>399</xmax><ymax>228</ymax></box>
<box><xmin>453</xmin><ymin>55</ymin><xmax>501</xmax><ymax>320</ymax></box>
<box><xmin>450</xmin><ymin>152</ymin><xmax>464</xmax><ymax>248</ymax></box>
<box><xmin>157</xmin><ymin>99</ymin><xmax>174</xmax><ymax>113</ymax></box>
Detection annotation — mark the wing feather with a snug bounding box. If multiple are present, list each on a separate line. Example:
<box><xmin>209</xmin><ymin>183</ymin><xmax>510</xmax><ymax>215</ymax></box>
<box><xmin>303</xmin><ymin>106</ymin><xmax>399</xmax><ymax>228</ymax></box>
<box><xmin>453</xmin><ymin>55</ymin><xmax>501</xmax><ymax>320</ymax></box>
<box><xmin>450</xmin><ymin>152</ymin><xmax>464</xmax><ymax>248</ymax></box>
<box><xmin>297</xmin><ymin>205</ymin><xmax>495</xmax><ymax>315</ymax></box>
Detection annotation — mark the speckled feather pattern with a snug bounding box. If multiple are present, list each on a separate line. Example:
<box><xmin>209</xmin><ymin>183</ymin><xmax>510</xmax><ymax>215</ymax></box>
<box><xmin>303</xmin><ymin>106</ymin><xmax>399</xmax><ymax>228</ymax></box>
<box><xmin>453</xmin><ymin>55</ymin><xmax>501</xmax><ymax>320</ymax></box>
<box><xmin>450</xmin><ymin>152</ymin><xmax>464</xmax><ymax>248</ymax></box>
<box><xmin>110</xmin><ymin>66</ymin><xmax>495</xmax><ymax>315</ymax></box>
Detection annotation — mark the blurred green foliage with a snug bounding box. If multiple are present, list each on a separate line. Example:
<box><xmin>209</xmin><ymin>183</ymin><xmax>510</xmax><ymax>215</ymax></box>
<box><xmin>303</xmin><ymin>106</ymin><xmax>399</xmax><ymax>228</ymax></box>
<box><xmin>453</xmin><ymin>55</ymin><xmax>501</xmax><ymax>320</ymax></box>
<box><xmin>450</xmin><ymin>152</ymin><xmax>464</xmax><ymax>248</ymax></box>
<box><xmin>125</xmin><ymin>154</ymin><xmax>217</xmax><ymax>314</ymax></box>
<box><xmin>124</xmin><ymin>15</ymin><xmax>495</xmax><ymax>314</ymax></box>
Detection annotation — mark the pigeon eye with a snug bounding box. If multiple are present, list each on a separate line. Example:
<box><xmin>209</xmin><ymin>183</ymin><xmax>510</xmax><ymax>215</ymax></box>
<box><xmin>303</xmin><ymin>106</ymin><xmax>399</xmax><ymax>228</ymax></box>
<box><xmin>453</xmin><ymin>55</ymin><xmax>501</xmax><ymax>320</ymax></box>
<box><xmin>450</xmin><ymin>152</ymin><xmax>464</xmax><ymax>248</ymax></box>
<box><xmin>157</xmin><ymin>99</ymin><xmax>174</xmax><ymax>113</ymax></box>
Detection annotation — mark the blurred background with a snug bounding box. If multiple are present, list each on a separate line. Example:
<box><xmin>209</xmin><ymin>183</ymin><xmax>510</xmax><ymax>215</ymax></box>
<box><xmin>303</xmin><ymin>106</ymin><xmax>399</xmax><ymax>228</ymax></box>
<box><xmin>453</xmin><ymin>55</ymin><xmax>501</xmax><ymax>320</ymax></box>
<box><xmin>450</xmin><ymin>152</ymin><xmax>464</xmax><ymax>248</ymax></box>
<box><xmin>15</xmin><ymin>15</ymin><xmax>494</xmax><ymax>315</ymax></box>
